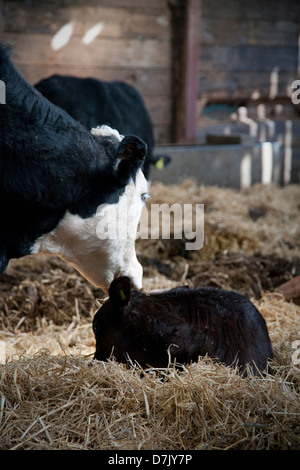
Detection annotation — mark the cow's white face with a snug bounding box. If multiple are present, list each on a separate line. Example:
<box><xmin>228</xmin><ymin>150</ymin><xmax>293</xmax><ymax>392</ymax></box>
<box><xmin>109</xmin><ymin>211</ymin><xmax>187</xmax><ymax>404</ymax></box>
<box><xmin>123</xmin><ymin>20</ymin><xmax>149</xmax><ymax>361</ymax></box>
<box><xmin>33</xmin><ymin>168</ymin><xmax>148</xmax><ymax>291</ymax></box>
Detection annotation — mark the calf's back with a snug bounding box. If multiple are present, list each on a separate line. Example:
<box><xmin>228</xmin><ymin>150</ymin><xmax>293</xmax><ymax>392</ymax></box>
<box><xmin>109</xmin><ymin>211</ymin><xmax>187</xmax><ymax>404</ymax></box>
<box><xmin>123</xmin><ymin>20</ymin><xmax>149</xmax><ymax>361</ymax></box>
<box><xmin>93</xmin><ymin>279</ymin><xmax>273</xmax><ymax>375</ymax></box>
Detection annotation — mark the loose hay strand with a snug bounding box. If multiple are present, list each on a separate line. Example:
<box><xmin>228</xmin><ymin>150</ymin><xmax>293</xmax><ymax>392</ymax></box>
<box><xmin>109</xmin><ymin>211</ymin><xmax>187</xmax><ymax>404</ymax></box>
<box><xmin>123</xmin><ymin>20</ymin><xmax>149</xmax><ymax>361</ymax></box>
<box><xmin>0</xmin><ymin>182</ymin><xmax>300</xmax><ymax>450</ymax></box>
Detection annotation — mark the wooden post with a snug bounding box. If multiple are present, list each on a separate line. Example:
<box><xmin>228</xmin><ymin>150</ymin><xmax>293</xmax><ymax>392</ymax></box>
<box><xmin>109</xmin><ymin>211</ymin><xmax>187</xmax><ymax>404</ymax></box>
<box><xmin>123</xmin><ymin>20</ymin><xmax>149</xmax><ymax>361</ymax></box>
<box><xmin>169</xmin><ymin>0</ymin><xmax>201</xmax><ymax>143</ymax></box>
<box><xmin>183</xmin><ymin>0</ymin><xmax>201</xmax><ymax>142</ymax></box>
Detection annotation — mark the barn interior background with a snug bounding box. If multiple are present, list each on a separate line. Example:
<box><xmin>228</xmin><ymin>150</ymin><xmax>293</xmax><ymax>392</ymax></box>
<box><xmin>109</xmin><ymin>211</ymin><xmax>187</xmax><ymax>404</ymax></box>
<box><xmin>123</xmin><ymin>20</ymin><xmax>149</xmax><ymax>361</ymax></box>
<box><xmin>1</xmin><ymin>0</ymin><xmax>300</xmax><ymax>185</ymax></box>
<box><xmin>0</xmin><ymin>0</ymin><xmax>300</xmax><ymax>451</ymax></box>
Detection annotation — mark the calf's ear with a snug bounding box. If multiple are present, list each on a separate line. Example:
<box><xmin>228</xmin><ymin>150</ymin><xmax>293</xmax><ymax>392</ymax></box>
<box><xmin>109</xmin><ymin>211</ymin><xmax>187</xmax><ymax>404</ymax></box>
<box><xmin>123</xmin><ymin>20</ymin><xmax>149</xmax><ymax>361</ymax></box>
<box><xmin>109</xmin><ymin>276</ymin><xmax>132</xmax><ymax>310</ymax></box>
<box><xmin>115</xmin><ymin>135</ymin><xmax>147</xmax><ymax>178</ymax></box>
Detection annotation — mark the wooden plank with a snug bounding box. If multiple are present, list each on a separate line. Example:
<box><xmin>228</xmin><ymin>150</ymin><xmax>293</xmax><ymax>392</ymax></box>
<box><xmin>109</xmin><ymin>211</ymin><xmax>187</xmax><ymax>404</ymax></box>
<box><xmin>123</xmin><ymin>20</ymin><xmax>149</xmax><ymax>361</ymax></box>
<box><xmin>240</xmin><ymin>0</ymin><xmax>300</xmax><ymax>22</ymax></box>
<box><xmin>202</xmin><ymin>0</ymin><xmax>300</xmax><ymax>22</ymax></box>
<box><xmin>3</xmin><ymin>0</ymin><xmax>166</xmax><ymax>17</ymax></box>
<box><xmin>201</xmin><ymin>18</ymin><xmax>246</xmax><ymax>46</ymax></box>
<box><xmin>199</xmin><ymin>69</ymin><xmax>297</xmax><ymax>100</ymax></box>
<box><xmin>3</xmin><ymin>3</ymin><xmax>170</xmax><ymax>39</ymax></box>
<box><xmin>201</xmin><ymin>0</ymin><xmax>244</xmax><ymax>20</ymax></box>
<box><xmin>144</xmin><ymin>96</ymin><xmax>172</xmax><ymax>125</ymax></box>
<box><xmin>72</xmin><ymin>0</ymin><xmax>167</xmax><ymax>12</ymax></box>
<box><xmin>202</xmin><ymin>18</ymin><xmax>300</xmax><ymax>47</ymax></box>
<box><xmin>153</xmin><ymin>125</ymin><xmax>171</xmax><ymax>144</ymax></box>
<box><xmin>5</xmin><ymin>33</ymin><xmax>170</xmax><ymax>68</ymax></box>
<box><xmin>18</xmin><ymin>65</ymin><xmax>171</xmax><ymax>97</ymax></box>
<box><xmin>200</xmin><ymin>45</ymin><xmax>298</xmax><ymax>73</ymax></box>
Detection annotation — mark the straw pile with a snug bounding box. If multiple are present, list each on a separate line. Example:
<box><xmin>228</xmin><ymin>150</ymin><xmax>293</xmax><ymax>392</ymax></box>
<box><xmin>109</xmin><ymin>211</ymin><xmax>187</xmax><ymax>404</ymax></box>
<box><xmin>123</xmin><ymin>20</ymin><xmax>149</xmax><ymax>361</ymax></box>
<box><xmin>0</xmin><ymin>181</ymin><xmax>300</xmax><ymax>450</ymax></box>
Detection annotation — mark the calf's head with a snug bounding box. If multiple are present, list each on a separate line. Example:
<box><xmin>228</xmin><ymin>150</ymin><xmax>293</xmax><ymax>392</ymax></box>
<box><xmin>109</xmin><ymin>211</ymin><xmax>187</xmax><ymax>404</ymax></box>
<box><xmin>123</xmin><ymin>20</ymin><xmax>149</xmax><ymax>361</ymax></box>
<box><xmin>93</xmin><ymin>276</ymin><xmax>137</xmax><ymax>360</ymax></box>
<box><xmin>34</xmin><ymin>129</ymin><xmax>148</xmax><ymax>291</ymax></box>
<box><xmin>93</xmin><ymin>276</ymin><xmax>165</xmax><ymax>367</ymax></box>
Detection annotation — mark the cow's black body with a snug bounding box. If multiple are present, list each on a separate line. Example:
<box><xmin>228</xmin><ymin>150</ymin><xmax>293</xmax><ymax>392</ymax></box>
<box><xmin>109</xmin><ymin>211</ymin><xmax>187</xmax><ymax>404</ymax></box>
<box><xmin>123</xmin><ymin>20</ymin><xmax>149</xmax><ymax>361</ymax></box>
<box><xmin>0</xmin><ymin>44</ymin><xmax>146</xmax><ymax>280</ymax></box>
<box><xmin>35</xmin><ymin>75</ymin><xmax>169</xmax><ymax>179</ymax></box>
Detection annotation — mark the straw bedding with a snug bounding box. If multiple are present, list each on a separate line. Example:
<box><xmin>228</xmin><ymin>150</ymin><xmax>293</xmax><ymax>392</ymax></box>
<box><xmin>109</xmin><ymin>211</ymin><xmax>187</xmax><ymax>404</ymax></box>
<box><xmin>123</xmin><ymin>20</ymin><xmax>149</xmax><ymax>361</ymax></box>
<box><xmin>0</xmin><ymin>181</ymin><xmax>300</xmax><ymax>450</ymax></box>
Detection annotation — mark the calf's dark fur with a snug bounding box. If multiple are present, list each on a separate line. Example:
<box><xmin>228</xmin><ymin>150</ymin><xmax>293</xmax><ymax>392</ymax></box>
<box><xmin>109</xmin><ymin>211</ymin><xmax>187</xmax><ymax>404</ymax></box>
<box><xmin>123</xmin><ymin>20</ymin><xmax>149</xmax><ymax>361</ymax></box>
<box><xmin>93</xmin><ymin>277</ymin><xmax>273</xmax><ymax>375</ymax></box>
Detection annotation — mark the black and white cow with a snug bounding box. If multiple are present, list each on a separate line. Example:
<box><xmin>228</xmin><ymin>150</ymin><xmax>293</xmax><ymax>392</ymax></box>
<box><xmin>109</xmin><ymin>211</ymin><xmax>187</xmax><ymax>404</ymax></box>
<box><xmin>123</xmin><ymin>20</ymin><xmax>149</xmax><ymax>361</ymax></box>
<box><xmin>93</xmin><ymin>277</ymin><xmax>273</xmax><ymax>375</ymax></box>
<box><xmin>35</xmin><ymin>75</ymin><xmax>171</xmax><ymax>179</ymax></box>
<box><xmin>0</xmin><ymin>44</ymin><xmax>149</xmax><ymax>291</ymax></box>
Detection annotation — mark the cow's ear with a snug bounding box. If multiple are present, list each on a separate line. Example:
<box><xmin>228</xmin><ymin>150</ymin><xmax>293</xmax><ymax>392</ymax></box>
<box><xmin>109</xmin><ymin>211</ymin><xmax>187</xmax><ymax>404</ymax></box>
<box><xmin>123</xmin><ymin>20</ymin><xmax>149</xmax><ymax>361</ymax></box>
<box><xmin>115</xmin><ymin>135</ymin><xmax>147</xmax><ymax>177</ymax></box>
<box><xmin>109</xmin><ymin>276</ymin><xmax>132</xmax><ymax>311</ymax></box>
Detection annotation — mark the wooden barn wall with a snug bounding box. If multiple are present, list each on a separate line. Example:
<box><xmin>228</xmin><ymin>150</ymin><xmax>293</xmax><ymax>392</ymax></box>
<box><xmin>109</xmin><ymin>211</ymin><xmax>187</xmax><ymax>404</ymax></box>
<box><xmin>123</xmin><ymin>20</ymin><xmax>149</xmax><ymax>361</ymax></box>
<box><xmin>1</xmin><ymin>0</ymin><xmax>172</xmax><ymax>144</ymax></box>
<box><xmin>199</xmin><ymin>0</ymin><xmax>300</xmax><ymax>105</ymax></box>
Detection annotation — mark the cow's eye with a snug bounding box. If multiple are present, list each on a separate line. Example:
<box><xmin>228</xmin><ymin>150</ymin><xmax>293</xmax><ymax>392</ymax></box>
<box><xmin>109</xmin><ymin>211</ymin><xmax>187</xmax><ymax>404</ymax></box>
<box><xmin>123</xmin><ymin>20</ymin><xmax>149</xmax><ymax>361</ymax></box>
<box><xmin>141</xmin><ymin>193</ymin><xmax>150</xmax><ymax>204</ymax></box>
